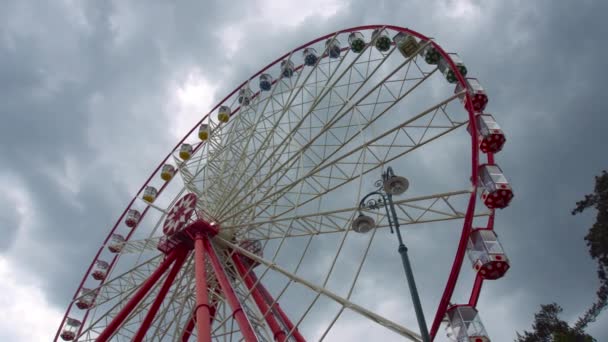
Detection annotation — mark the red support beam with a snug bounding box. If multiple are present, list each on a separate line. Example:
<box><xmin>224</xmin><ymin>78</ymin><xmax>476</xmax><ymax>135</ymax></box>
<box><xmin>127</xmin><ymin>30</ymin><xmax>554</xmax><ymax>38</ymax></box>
<box><xmin>468</xmin><ymin>274</ymin><xmax>484</xmax><ymax>308</ymax></box>
<box><xmin>133</xmin><ymin>247</ymin><xmax>189</xmax><ymax>342</ymax></box>
<box><xmin>181</xmin><ymin>301</ymin><xmax>218</xmax><ymax>342</ymax></box>
<box><xmin>96</xmin><ymin>248</ymin><xmax>181</xmax><ymax>342</ymax></box>
<box><xmin>249</xmin><ymin>273</ymin><xmax>306</xmax><ymax>342</ymax></box>
<box><xmin>194</xmin><ymin>234</ymin><xmax>213</xmax><ymax>342</ymax></box>
<box><xmin>203</xmin><ymin>238</ymin><xmax>258</xmax><ymax>342</ymax></box>
<box><xmin>231</xmin><ymin>255</ymin><xmax>287</xmax><ymax>342</ymax></box>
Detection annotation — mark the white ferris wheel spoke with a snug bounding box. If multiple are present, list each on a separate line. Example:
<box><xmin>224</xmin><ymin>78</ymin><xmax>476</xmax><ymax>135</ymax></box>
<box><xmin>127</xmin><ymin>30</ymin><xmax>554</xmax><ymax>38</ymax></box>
<box><xmin>216</xmin><ymin>236</ymin><xmax>423</xmax><ymax>341</ymax></box>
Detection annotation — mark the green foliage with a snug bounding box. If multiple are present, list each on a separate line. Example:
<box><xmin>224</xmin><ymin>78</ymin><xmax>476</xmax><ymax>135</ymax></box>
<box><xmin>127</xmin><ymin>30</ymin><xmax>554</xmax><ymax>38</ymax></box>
<box><xmin>517</xmin><ymin>170</ymin><xmax>608</xmax><ymax>341</ymax></box>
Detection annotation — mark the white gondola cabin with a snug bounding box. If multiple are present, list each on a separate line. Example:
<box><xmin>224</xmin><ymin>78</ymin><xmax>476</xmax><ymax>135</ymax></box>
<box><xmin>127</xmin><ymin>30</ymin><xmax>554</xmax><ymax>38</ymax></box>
<box><xmin>259</xmin><ymin>73</ymin><xmax>273</xmax><ymax>91</ymax></box>
<box><xmin>325</xmin><ymin>38</ymin><xmax>341</xmax><ymax>58</ymax></box>
<box><xmin>218</xmin><ymin>105</ymin><xmax>231</xmax><ymax>122</ymax></box>
<box><xmin>479</xmin><ymin>164</ymin><xmax>513</xmax><ymax>209</ymax></box>
<box><xmin>108</xmin><ymin>234</ymin><xmax>125</xmax><ymax>253</ymax></box>
<box><xmin>238</xmin><ymin>86</ymin><xmax>253</xmax><ymax>106</ymax></box>
<box><xmin>125</xmin><ymin>209</ymin><xmax>141</xmax><ymax>228</ymax></box>
<box><xmin>60</xmin><ymin>318</ymin><xmax>81</xmax><ymax>341</ymax></box>
<box><xmin>160</xmin><ymin>164</ymin><xmax>176</xmax><ymax>181</ymax></box>
<box><xmin>91</xmin><ymin>260</ymin><xmax>110</xmax><ymax>281</ymax></box>
<box><xmin>238</xmin><ymin>239</ymin><xmax>263</xmax><ymax>268</ymax></box>
<box><xmin>446</xmin><ymin>305</ymin><xmax>491</xmax><ymax>342</ymax></box>
<box><xmin>179</xmin><ymin>143</ymin><xmax>193</xmax><ymax>160</ymax></box>
<box><xmin>467</xmin><ymin>228</ymin><xmax>510</xmax><ymax>280</ymax></box>
<box><xmin>467</xmin><ymin>114</ymin><xmax>506</xmax><ymax>154</ymax></box>
<box><xmin>438</xmin><ymin>53</ymin><xmax>468</xmax><ymax>83</ymax></box>
<box><xmin>455</xmin><ymin>78</ymin><xmax>489</xmax><ymax>113</ymax></box>
<box><xmin>419</xmin><ymin>43</ymin><xmax>440</xmax><ymax>65</ymax></box>
<box><xmin>303</xmin><ymin>47</ymin><xmax>318</xmax><ymax>66</ymax></box>
<box><xmin>393</xmin><ymin>32</ymin><xmax>420</xmax><ymax>58</ymax></box>
<box><xmin>281</xmin><ymin>59</ymin><xmax>295</xmax><ymax>78</ymax></box>
<box><xmin>198</xmin><ymin>123</ymin><xmax>210</xmax><ymax>140</ymax></box>
<box><xmin>76</xmin><ymin>288</ymin><xmax>97</xmax><ymax>310</ymax></box>
<box><xmin>372</xmin><ymin>29</ymin><xmax>392</xmax><ymax>52</ymax></box>
<box><xmin>143</xmin><ymin>186</ymin><xmax>158</xmax><ymax>203</ymax></box>
<box><xmin>348</xmin><ymin>31</ymin><xmax>366</xmax><ymax>53</ymax></box>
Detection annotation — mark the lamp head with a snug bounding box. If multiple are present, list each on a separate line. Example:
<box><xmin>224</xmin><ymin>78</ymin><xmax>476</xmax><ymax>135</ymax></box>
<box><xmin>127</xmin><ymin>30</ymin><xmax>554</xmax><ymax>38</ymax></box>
<box><xmin>383</xmin><ymin>175</ymin><xmax>409</xmax><ymax>195</ymax></box>
<box><xmin>352</xmin><ymin>214</ymin><xmax>376</xmax><ymax>233</ymax></box>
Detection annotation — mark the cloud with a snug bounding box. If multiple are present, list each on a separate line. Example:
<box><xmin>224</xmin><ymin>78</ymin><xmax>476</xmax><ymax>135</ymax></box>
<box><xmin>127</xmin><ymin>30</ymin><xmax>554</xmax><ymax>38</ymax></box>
<box><xmin>1</xmin><ymin>0</ymin><xmax>608</xmax><ymax>341</ymax></box>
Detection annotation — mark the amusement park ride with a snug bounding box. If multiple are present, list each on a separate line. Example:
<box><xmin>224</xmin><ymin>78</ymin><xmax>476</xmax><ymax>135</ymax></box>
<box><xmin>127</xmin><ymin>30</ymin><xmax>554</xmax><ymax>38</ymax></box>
<box><xmin>55</xmin><ymin>25</ymin><xmax>513</xmax><ymax>341</ymax></box>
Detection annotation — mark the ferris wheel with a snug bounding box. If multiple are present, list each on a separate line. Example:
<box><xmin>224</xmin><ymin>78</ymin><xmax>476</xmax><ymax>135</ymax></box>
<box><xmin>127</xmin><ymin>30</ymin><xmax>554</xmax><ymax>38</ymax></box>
<box><xmin>54</xmin><ymin>25</ymin><xmax>513</xmax><ymax>342</ymax></box>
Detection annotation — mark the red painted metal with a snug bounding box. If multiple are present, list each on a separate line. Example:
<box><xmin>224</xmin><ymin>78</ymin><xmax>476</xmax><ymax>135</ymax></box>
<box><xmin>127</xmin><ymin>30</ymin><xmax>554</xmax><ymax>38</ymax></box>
<box><xmin>249</xmin><ymin>273</ymin><xmax>306</xmax><ymax>342</ymax></box>
<box><xmin>96</xmin><ymin>248</ymin><xmax>181</xmax><ymax>342</ymax></box>
<box><xmin>181</xmin><ymin>299</ymin><xmax>218</xmax><ymax>342</ymax></box>
<box><xmin>203</xmin><ymin>238</ymin><xmax>258</xmax><ymax>342</ymax></box>
<box><xmin>133</xmin><ymin>247</ymin><xmax>189</xmax><ymax>342</ymax></box>
<box><xmin>194</xmin><ymin>234</ymin><xmax>212</xmax><ymax>342</ymax></box>
<box><xmin>56</xmin><ymin>25</ymin><xmax>490</xmax><ymax>342</ymax></box>
<box><xmin>232</xmin><ymin>254</ymin><xmax>287</xmax><ymax>342</ymax></box>
<box><xmin>181</xmin><ymin>314</ymin><xmax>196</xmax><ymax>342</ymax></box>
<box><xmin>468</xmin><ymin>274</ymin><xmax>484</xmax><ymax>308</ymax></box>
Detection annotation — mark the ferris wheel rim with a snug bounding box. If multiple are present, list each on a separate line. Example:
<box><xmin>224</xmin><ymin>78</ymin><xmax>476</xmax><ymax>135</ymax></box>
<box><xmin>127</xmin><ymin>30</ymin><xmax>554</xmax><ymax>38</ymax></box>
<box><xmin>54</xmin><ymin>24</ymin><xmax>494</xmax><ymax>342</ymax></box>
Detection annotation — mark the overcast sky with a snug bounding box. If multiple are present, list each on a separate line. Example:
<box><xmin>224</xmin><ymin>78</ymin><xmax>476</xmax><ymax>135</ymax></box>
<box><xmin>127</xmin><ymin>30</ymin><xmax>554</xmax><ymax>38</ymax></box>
<box><xmin>1</xmin><ymin>0</ymin><xmax>608</xmax><ymax>341</ymax></box>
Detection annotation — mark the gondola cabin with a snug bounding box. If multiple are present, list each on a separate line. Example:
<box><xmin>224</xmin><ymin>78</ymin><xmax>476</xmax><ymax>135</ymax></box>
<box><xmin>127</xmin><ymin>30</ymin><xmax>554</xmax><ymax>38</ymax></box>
<box><xmin>393</xmin><ymin>32</ymin><xmax>420</xmax><ymax>58</ymax></box>
<box><xmin>143</xmin><ymin>186</ymin><xmax>158</xmax><ymax>203</ymax></box>
<box><xmin>446</xmin><ymin>305</ymin><xmax>491</xmax><ymax>342</ymax></box>
<box><xmin>372</xmin><ymin>29</ymin><xmax>391</xmax><ymax>52</ymax></box>
<box><xmin>91</xmin><ymin>260</ymin><xmax>110</xmax><ymax>281</ymax></box>
<box><xmin>325</xmin><ymin>38</ymin><xmax>341</xmax><ymax>58</ymax></box>
<box><xmin>455</xmin><ymin>78</ymin><xmax>489</xmax><ymax>112</ymax></box>
<box><xmin>108</xmin><ymin>234</ymin><xmax>125</xmax><ymax>253</ymax></box>
<box><xmin>467</xmin><ymin>228</ymin><xmax>510</xmax><ymax>280</ymax></box>
<box><xmin>218</xmin><ymin>105</ymin><xmax>231</xmax><ymax>122</ymax></box>
<box><xmin>259</xmin><ymin>74</ymin><xmax>273</xmax><ymax>91</ymax></box>
<box><xmin>238</xmin><ymin>86</ymin><xmax>253</xmax><ymax>106</ymax></box>
<box><xmin>179</xmin><ymin>143</ymin><xmax>193</xmax><ymax>160</ymax></box>
<box><xmin>348</xmin><ymin>31</ymin><xmax>366</xmax><ymax>53</ymax></box>
<box><xmin>60</xmin><ymin>318</ymin><xmax>81</xmax><ymax>341</ymax></box>
<box><xmin>198</xmin><ymin>123</ymin><xmax>210</xmax><ymax>140</ymax></box>
<box><xmin>76</xmin><ymin>288</ymin><xmax>97</xmax><ymax>310</ymax></box>
<box><xmin>160</xmin><ymin>164</ymin><xmax>176</xmax><ymax>181</ymax></box>
<box><xmin>468</xmin><ymin>114</ymin><xmax>506</xmax><ymax>154</ymax></box>
<box><xmin>479</xmin><ymin>164</ymin><xmax>513</xmax><ymax>209</ymax></box>
<box><xmin>303</xmin><ymin>47</ymin><xmax>318</xmax><ymax>66</ymax></box>
<box><xmin>281</xmin><ymin>59</ymin><xmax>295</xmax><ymax>78</ymax></box>
<box><xmin>125</xmin><ymin>209</ymin><xmax>141</xmax><ymax>228</ymax></box>
<box><xmin>418</xmin><ymin>43</ymin><xmax>440</xmax><ymax>65</ymax></box>
<box><xmin>438</xmin><ymin>52</ymin><xmax>467</xmax><ymax>83</ymax></box>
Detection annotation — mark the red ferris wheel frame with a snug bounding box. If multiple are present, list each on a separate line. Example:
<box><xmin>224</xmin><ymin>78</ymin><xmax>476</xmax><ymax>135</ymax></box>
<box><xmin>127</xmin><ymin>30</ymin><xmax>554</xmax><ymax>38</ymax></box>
<box><xmin>54</xmin><ymin>24</ymin><xmax>496</xmax><ymax>341</ymax></box>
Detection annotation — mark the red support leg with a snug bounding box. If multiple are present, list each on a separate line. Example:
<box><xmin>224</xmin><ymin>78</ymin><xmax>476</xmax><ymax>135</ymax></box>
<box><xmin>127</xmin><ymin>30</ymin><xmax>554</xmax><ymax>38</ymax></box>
<box><xmin>181</xmin><ymin>300</ymin><xmax>218</xmax><ymax>342</ymax></box>
<box><xmin>96</xmin><ymin>248</ymin><xmax>182</xmax><ymax>342</ymax></box>
<box><xmin>231</xmin><ymin>254</ymin><xmax>287</xmax><ymax>342</ymax></box>
<box><xmin>133</xmin><ymin>247</ymin><xmax>189</xmax><ymax>342</ymax></box>
<box><xmin>468</xmin><ymin>274</ymin><xmax>484</xmax><ymax>308</ymax></box>
<box><xmin>194</xmin><ymin>234</ymin><xmax>213</xmax><ymax>342</ymax></box>
<box><xmin>250</xmin><ymin>272</ymin><xmax>306</xmax><ymax>342</ymax></box>
<box><xmin>203</xmin><ymin>238</ymin><xmax>258</xmax><ymax>342</ymax></box>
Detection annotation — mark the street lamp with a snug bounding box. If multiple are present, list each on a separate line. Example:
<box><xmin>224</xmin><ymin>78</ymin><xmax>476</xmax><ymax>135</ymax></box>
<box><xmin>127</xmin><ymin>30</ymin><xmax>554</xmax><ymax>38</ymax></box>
<box><xmin>352</xmin><ymin>166</ymin><xmax>431</xmax><ymax>342</ymax></box>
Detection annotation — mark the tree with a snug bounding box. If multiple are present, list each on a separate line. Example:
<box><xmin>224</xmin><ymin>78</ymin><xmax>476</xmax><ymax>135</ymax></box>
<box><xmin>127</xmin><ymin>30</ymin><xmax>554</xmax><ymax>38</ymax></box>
<box><xmin>517</xmin><ymin>170</ymin><xmax>608</xmax><ymax>341</ymax></box>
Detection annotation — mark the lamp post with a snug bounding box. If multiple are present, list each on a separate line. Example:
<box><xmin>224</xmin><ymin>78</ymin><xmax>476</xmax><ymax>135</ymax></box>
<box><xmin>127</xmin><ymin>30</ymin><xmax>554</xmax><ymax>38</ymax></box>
<box><xmin>352</xmin><ymin>167</ymin><xmax>431</xmax><ymax>342</ymax></box>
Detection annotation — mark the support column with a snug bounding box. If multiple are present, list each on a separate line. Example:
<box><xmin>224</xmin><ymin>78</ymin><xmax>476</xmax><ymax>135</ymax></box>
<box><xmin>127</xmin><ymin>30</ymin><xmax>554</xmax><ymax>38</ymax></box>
<box><xmin>96</xmin><ymin>248</ymin><xmax>181</xmax><ymax>342</ymax></box>
<box><xmin>249</xmin><ymin>273</ymin><xmax>306</xmax><ymax>342</ymax></box>
<box><xmin>133</xmin><ymin>247</ymin><xmax>189</xmax><ymax>342</ymax></box>
<box><xmin>194</xmin><ymin>233</ymin><xmax>213</xmax><ymax>342</ymax></box>
<box><xmin>203</xmin><ymin>238</ymin><xmax>258</xmax><ymax>342</ymax></box>
<box><xmin>231</xmin><ymin>254</ymin><xmax>287</xmax><ymax>342</ymax></box>
<box><xmin>181</xmin><ymin>301</ymin><xmax>218</xmax><ymax>342</ymax></box>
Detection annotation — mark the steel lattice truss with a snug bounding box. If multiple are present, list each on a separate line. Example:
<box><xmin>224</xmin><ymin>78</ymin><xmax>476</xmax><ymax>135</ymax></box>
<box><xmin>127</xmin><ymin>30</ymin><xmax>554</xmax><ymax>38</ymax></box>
<box><xmin>55</xmin><ymin>25</ymin><xmax>504</xmax><ymax>342</ymax></box>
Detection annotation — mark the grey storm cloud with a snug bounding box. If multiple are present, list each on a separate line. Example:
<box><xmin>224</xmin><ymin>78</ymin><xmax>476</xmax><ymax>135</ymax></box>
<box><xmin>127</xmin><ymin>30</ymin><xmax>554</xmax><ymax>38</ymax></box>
<box><xmin>1</xmin><ymin>0</ymin><xmax>608</xmax><ymax>341</ymax></box>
